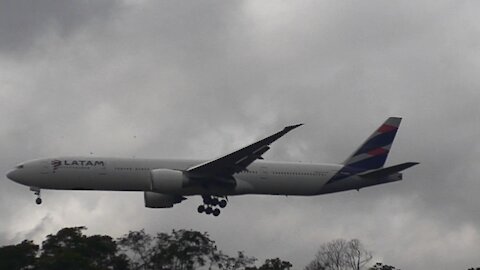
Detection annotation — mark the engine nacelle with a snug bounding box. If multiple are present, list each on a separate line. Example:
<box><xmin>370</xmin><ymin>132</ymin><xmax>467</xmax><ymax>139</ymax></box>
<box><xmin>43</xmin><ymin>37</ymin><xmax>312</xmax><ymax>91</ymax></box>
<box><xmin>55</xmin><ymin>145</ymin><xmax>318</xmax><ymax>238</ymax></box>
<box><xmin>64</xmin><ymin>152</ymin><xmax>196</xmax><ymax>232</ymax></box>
<box><xmin>144</xmin><ymin>192</ymin><xmax>185</xmax><ymax>208</ymax></box>
<box><xmin>150</xmin><ymin>169</ymin><xmax>188</xmax><ymax>193</ymax></box>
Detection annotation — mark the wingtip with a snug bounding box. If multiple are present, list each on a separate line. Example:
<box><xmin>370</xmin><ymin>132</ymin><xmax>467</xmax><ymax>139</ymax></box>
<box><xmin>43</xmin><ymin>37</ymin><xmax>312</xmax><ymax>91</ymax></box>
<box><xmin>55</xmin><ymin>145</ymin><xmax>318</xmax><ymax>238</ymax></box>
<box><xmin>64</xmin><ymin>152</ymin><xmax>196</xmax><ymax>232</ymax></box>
<box><xmin>285</xmin><ymin>123</ymin><xmax>304</xmax><ymax>130</ymax></box>
<box><xmin>404</xmin><ymin>162</ymin><xmax>420</xmax><ymax>169</ymax></box>
<box><xmin>388</xmin><ymin>116</ymin><xmax>403</xmax><ymax>122</ymax></box>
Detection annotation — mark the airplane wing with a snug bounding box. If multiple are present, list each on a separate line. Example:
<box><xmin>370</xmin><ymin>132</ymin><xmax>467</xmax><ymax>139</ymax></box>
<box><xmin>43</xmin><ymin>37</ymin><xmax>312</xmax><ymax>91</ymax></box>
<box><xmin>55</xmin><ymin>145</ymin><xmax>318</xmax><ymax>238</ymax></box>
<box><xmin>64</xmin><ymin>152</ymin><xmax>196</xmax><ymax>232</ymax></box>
<box><xmin>186</xmin><ymin>124</ymin><xmax>303</xmax><ymax>178</ymax></box>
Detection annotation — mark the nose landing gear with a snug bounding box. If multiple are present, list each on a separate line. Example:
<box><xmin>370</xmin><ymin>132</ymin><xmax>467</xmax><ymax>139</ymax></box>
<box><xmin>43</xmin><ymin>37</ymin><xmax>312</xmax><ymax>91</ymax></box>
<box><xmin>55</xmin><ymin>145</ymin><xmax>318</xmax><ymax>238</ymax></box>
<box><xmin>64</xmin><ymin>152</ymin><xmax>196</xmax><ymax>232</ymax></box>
<box><xmin>30</xmin><ymin>187</ymin><xmax>42</xmax><ymax>205</ymax></box>
<box><xmin>197</xmin><ymin>195</ymin><xmax>227</xmax><ymax>216</ymax></box>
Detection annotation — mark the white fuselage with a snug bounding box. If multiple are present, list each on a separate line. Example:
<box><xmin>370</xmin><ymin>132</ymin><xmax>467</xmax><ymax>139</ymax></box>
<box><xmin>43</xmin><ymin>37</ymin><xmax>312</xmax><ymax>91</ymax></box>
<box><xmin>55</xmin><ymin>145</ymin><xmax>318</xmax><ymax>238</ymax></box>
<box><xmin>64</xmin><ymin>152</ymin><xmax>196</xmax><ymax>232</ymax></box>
<box><xmin>5</xmin><ymin>118</ymin><xmax>412</xmax><ymax>213</ymax></box>
<box><xmin>7</xmin><ymin>157</ymin><xmax>346</xmax><ymax>196</ymax></box>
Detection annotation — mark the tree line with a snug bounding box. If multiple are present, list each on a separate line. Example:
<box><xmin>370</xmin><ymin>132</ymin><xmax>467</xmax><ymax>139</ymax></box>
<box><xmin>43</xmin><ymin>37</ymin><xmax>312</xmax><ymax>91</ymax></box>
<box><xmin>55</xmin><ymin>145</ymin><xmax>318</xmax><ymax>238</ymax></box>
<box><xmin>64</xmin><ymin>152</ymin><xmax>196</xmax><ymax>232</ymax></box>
<box><xmin>0</xmin><ymin>226</ymin><xmax>291</xmax><ymax>270</ymax></box>
<box><xmin>4</xmin><ymin>226</ymin><xmax>465</xmax><ymax>270</ymax></box>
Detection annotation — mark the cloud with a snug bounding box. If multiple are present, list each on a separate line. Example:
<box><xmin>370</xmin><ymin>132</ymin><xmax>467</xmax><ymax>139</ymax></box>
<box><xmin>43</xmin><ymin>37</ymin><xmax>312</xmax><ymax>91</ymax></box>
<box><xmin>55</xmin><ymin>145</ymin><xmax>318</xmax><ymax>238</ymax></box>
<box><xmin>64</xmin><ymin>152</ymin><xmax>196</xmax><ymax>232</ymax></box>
<box><xmin>0</xmin><ymin>0</ymin><xmax>118</xmax><ymax>57</ymax></box>
<box><xmin>1</xmin><ymin>1</ymin><xmax>480</xmax><ymax>269</ymax></box>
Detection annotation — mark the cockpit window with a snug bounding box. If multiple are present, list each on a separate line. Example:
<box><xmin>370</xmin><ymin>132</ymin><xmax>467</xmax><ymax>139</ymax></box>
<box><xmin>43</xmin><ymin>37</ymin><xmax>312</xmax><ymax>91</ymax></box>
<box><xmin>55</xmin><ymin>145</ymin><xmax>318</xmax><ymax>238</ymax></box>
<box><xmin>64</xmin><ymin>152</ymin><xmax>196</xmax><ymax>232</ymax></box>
<box><xmin>15</xmin><ymin>164</ymin><xmax>24</xmax><ymax>169</ymax></box>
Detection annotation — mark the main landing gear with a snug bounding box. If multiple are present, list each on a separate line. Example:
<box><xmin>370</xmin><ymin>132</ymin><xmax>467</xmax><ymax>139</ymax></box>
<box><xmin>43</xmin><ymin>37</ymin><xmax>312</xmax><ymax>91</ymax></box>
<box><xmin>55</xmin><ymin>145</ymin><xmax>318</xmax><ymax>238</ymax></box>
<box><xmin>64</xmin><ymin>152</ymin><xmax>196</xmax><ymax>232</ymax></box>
<box><xmin>197</xmin><ymin>195</ymin><xmax>227</xmax><ymax>216</ymax></box>
<box><xmin>30</xmin><ymin>187</ymin><xmax>42</xmax><ymax>205</ymax></box>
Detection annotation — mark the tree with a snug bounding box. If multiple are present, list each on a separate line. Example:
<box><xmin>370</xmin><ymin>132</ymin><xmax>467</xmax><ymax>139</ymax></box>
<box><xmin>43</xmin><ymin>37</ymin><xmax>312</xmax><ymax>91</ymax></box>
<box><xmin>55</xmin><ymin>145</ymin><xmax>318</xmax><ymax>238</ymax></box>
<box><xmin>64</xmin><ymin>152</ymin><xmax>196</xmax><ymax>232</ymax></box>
<box><xmin>1</xmin><ymin>226</ymin><xmax>295</xmax><ymax>270</ymax></box>
<box><xmin>36</xmin><ymin>226</ymin><xmax>128</xmax><ymax>270</ymax></box>
<box><xmin>306</xmin><ymin>239</ymin><xmax>347</xmax><ymax>270</ymax></box>
<box><xmin>150</xmin><ymin>229</ymin><xmax>218</xmax><ymax>270</ymax></box>
<box><xmin>218</xmin><ymin>251</ymin><xmax>257</xmax><ymax>270</ymax></box>
<box><xmin>368</xmin><ymin>262</ymin><xmax>400</xmax><ymax>270</ymax></box>
<box><xmin>117</xmin><ymin>229</ymin><xmax>154</xmax><ymax>270</ymax></box>
<box><xmin>117</xmin><ymin>229</ymin><xmax>258</xmax><ymax>270</ymax></box>
<box><xmin>305</xmin><ymin>239</ymin><xmax>372</xmax><ymax>270</ymax></box>
<box><xmin>0</xmin><ymin>239</ymin><xmax>38</xmax><ymax>270</ymax></box>
<box><xmin>304</xmin><ymin>260</ymin><xmax>326</xmax><ymax>270</ymax></box>
<box><xmin>345</xmin><ymin>239</ymin><xmax>372</xmax><ymax>270</ymax></box>
<box><xmin>257</xmin><ymin>258</ymin><xmax>293</xmax><ymax>270</ymax></box>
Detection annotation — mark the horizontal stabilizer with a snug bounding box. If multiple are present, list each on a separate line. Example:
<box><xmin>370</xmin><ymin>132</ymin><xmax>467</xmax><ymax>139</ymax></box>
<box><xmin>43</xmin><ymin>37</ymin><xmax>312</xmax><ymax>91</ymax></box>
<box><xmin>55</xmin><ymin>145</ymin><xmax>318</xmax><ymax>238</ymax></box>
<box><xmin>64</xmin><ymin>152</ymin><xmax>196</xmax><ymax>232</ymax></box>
<box><xmin>359</xmin><ymin>162</ymin><xmax>419</xmax><ymax>178</ymax></box>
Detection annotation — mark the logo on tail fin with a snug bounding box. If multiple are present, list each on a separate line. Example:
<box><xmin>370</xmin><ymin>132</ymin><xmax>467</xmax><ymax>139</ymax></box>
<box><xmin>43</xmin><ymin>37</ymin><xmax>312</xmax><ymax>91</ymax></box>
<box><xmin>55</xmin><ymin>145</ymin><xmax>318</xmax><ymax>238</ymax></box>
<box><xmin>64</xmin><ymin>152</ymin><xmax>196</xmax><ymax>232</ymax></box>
<box><xmin>328</xmin><ymin>117</ymin><xmax>402</xmax><ymax>183</ymax></box>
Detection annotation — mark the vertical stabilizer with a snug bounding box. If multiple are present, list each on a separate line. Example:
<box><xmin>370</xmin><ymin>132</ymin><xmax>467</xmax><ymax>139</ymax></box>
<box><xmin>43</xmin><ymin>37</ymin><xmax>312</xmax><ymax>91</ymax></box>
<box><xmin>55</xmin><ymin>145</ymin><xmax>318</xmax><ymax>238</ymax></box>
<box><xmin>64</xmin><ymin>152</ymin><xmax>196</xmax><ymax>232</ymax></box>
<box><xmin>328</xmin><ymin>117</ymin><xmax>402</xmax><ymax>183</ymax></box>
<box><xmin>343</xmin><ymin>117</ymin><xmax>401</xmax><ymax>169</ymax></box>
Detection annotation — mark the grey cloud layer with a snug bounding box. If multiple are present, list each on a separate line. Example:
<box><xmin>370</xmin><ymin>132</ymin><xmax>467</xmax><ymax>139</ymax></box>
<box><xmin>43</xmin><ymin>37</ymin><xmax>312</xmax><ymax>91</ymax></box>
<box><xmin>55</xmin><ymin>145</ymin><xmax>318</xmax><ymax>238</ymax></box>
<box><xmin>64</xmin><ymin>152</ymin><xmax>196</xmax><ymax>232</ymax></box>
<box><xmin>1</xmin><ymin>1</ymin><xmax>480</xmax><ymax>269</ymax></box>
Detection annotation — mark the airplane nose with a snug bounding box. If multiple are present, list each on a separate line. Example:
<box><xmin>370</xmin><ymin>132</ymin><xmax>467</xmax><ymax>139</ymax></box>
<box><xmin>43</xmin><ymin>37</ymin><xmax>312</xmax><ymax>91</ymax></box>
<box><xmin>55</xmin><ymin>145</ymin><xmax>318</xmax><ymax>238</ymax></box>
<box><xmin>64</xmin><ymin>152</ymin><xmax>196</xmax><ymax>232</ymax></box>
<box><xmin>7</xmin><ymin>169</ymin><xmax>19</xmax><ymax>181</ymax></box>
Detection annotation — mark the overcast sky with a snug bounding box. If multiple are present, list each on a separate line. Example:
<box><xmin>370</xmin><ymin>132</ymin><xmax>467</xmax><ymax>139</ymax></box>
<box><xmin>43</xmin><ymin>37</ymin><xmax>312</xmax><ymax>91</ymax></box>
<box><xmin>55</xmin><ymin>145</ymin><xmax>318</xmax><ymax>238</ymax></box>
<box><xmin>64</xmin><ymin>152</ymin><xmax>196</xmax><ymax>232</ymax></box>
<box><xmin>1</xmin><ymin>1</ymin><xmax>480</xmax><ymax>269</ymax></box>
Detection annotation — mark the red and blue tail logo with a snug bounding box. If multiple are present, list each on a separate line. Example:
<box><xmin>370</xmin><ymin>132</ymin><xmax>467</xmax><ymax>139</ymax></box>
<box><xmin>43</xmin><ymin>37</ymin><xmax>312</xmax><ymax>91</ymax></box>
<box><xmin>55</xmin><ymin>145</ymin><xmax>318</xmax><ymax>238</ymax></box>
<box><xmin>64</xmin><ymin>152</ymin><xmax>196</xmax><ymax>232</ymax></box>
<box><xmin>328</xmin><ymin>117</ymin><xmax>401</xmax><ymax>183</ymax></box>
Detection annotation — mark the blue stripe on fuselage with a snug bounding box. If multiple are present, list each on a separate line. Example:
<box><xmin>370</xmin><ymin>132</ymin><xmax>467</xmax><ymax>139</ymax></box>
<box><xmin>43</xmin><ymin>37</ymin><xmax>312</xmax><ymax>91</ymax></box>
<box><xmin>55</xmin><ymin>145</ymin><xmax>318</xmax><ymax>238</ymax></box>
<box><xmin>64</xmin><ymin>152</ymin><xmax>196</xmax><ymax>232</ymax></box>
<box><xmin>328</xmin><ymin>166</ymin><xmax>363</xmax><ymax>183</ymax></box>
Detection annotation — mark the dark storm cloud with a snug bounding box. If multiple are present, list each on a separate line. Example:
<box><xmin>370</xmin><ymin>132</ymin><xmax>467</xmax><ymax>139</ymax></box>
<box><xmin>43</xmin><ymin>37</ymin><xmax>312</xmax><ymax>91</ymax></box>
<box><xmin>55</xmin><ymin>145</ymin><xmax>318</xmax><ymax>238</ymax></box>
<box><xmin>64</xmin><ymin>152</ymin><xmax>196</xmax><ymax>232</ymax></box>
<box><xmin>0</xmin><ymin>0</ymin><xmax>117</xmax><ymax>56</ymax></box>
<box><xmin>1</xmin><ymin>1</ymin><xmax>480</xmax><ymax>269</ymax></box>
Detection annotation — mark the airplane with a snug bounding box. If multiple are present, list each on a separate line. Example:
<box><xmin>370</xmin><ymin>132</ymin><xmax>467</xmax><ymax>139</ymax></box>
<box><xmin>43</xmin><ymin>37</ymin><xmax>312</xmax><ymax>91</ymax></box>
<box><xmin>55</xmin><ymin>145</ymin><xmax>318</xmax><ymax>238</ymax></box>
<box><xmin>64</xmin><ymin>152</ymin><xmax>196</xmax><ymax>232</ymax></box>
<box><xmin>6</xmin><ymin>117</ymin><xmax>418</xmax><ymax>216</ymax></box>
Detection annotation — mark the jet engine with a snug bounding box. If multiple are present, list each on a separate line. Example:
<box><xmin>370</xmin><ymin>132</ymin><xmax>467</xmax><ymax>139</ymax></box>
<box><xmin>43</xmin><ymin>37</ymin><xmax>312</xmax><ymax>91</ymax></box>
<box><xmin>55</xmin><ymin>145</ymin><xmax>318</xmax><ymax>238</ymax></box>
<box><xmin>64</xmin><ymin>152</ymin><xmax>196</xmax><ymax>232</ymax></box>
<box><xmin>144</xmin><ymin>191</ymin><xmax>185</xmax><ymax>208</ymax></box>
<box><xmin>150</xmin><ymin>169</ymin><xmax>188</xmax><ymax>193</ymax></box>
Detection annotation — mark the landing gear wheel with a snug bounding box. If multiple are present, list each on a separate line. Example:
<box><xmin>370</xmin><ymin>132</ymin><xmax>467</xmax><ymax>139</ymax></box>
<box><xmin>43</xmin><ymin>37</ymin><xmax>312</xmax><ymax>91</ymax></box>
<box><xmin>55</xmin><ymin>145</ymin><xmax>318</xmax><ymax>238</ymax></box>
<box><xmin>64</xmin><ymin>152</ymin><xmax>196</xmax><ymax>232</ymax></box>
<box><xmin>31</xmin><ymin>187</ymin><xmax>41</xmax><ymax>205</ymax></box>
<box><xmin>219</xmin><ymin>199</ymin><xmax>227</xmax><ymax>208</ymax></box>
<box><xmin>202</xmin><ymin>196</ymin><xmax>212</xmax><ymax>205</ymax></box>
<box><xmin>199</xmin><ymin>196</ymin><xmax>227</xmax><ymax>216</ymax></box>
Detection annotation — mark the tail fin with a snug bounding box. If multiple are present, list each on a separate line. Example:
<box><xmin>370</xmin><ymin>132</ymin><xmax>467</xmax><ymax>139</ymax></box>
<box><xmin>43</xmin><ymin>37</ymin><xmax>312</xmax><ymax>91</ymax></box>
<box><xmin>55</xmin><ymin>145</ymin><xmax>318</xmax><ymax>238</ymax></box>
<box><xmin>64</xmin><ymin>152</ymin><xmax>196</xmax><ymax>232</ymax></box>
<box><xmin>328</xmin><ymin>117</ymin><xmax>402</xmax><ymax>184</ymax></box>
<box><xmin>343</xmin><ymin>117</ymin><xmax>401</xmax><ymax>170</ymax></box>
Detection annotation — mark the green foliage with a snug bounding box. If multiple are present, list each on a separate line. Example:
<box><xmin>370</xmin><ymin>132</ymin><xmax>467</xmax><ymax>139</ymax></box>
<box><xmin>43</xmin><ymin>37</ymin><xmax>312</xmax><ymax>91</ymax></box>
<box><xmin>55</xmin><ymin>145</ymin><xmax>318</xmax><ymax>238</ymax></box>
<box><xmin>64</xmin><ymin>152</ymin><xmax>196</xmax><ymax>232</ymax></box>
<box><xmin>257</xmin><ymin>258</ymin><xmax>293</xmax><ymax>270</ymax></box>
<box><xmin>150</xmin><ymin>230</ymin><xmax>217</xmax><ymax>270</ymax></box>
<box><xmin>118</xmin><ymin>229</ymin><xmax>257</xmax><ymax>270</ymax></box>
<box><xmin>0</xmin><ymin>226</ymin><xmax>288</xmax><ymax>270</ymax></box>
<box><xmin>368</xmin><ymin>262</ymin><xmax>400</xmax><ymax>270</ymax></box>
<box><xmin>35</xmin><ymin>226</ymin><xmax>128</xmax><ymax>270</ymax></box>
<box><xmin>217</xmin><ymin>251</ymin><xmax>257</xmax><ymax>270</ymax></box>
<box><xmin>117</xmin><ymin>229</ymin><xmax>154</xmax><ymax>270</ymax></box>
<box><xmin>0</xmin><ymin>239</ymin><xmax>38</xmax><ymax>270</ymax></box>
